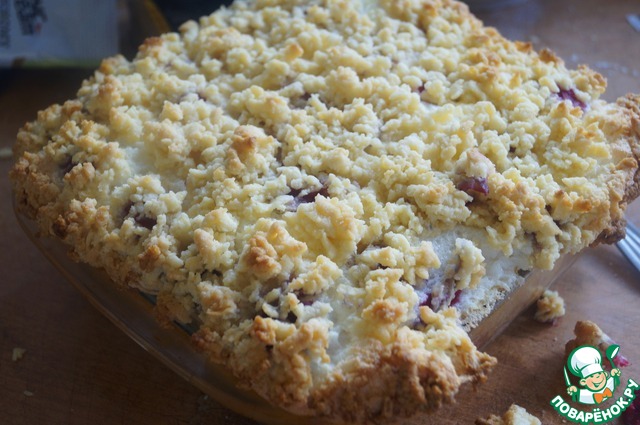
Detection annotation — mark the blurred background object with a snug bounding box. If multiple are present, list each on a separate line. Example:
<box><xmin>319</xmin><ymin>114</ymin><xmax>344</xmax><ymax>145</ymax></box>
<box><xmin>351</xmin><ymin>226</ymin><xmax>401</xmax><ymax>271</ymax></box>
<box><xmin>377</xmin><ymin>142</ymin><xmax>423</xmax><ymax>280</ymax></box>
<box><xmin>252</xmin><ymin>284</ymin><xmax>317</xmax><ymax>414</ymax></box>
<box><xmin>118</xmin><ymin>0</ymin><xmax>171</xmax><ymax>59</ymax></box>
<box><xmin>628</xmin><ymin>14</ymin><xmax>640</xmax><ymax>32</ymax></box>
<box><xmin>153</xmin><ymin>0</ymin><xmax>229</xmax><ymax>30</ymax></box>
<box><xmin>462</xmin><ymin>0</ymin><xmax>528</xmax><ymax>11</ymax></box>
<box><xmin>0</xmin><ymin>0</ymin><xmax>119</xmax><ymax>67</ymax></box>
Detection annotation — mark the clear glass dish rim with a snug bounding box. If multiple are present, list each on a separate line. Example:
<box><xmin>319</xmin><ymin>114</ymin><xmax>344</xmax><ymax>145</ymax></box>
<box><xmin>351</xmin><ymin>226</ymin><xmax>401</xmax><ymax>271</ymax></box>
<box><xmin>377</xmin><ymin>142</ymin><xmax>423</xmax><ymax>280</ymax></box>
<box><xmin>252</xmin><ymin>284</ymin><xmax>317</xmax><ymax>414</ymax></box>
<box><xmin>13</xmin><ymin>200</ymin><xmax>578</xmax><ymax>425</ymax></box>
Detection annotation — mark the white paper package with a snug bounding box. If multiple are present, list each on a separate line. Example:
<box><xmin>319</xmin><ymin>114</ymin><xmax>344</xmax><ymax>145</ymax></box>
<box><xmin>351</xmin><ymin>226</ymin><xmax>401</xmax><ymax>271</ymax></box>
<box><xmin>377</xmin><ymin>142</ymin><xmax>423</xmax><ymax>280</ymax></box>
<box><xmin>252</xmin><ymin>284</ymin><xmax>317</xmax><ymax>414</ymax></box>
<box><xmin>0</xmin><ymin>0</ymin><xmax>118</xmax><ymax>67</ymax></box>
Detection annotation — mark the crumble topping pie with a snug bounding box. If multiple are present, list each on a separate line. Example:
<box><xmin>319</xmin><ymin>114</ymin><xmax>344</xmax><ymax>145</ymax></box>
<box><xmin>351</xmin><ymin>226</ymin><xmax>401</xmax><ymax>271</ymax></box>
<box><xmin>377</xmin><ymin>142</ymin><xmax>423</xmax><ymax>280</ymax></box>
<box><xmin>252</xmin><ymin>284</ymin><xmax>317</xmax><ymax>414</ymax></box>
<box><xmin>10</xmin><ymin>0</ymin><xmax>640</xmax><ymax>422</ymax></box>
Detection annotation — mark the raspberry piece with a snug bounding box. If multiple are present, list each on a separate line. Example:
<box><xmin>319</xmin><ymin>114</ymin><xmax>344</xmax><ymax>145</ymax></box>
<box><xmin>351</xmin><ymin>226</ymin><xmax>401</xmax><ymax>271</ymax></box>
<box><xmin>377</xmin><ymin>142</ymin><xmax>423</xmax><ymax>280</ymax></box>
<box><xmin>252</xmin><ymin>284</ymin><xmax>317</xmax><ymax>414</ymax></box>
<box><xmin>614</xmin><ymin>354</ymin><xmax>631</xmax><ymax>368</ymax></box>
<box><xmin>290</xmin><ymin>186</ymin><xmax>329</xmax><ymax>204</ymax></box>
<box><xmin>287</xmin><ymin>183</ymin><xmax>330</xmax><ymax>210</ymax></box>
<box><xmin>123</xmin><ymin>201</ymin><xmax>157</xmax><ymax>230</ymax></box>
<box><xmin>557</xmin><ymin>88</ymin><xmax>587</xmax><ymax>110</ymax></box>
<box><xmin>457</xmin><ymin>177</ymin><xmax>489</xmax><ymax>196</ymax></box>
<box><xmin>450</xmin><ymin>290</ymin><xmax>463</xmax><ymax>307</ymax></box>
<box><xmin>134</xmin><ymin>214</ymin><xmax>157</xmax><ymax>230</ymax></box>
<box><xmin>418</xmin><ymin>291</ymin><xmax>432</xmax><ymax>309</ymax></box>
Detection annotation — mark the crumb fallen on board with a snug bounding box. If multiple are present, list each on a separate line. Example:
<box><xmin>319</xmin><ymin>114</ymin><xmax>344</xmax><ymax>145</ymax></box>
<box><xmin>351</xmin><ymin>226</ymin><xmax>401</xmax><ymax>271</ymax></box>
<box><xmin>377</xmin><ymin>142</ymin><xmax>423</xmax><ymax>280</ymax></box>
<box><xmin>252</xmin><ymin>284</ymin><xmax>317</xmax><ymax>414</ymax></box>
<box><xmin>12</xmin><ymin>347</ymin><xmax>26</xmax><ymax>362</ymax></box>
<box><xmin>476</xmin><ymin>404</ymin><xmax>541</xmax><ymax>425</ymax></box>
<box><xmin>534</xmin><ymin>290</ymin><xmax>565</xmax><ymax>324</ymax></box>
<box><xmin>565</xmin><ymin>321</ymin><xmax>631</xmax><ymax>368</ymax></box>
<box><xmin>23</xmin><ymin>390</ymin><xmax>34</xmax><ymax>397</ymax></box>
<box><xmin>0</xmin><ymin>147</ymin><xmax>12</xmax><ymax>159</ymax></box>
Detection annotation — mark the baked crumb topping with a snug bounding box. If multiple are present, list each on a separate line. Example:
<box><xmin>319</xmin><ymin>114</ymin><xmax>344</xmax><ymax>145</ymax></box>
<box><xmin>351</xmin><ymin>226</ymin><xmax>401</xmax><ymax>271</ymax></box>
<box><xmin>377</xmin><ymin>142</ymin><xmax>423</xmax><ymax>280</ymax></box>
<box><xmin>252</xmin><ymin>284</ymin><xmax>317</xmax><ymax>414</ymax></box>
<box><xmin>476</xmin><ymin>404</ymin><xmax>541</xmax><ymax>425</ymax></box>
<box><xmin>11</xmin><ymin>347</ymin><xmax>26</xmax><ymax>362</ymax></box>
<box><xmin>10</xmin><ymin>0</ymin><xmax>640</xmax><ymax>422</ymax></box>
<box><xmin>534</xmin><ymin>289</ymin><xmax>565</xmax><ymax>324</ymax></box>
<box><xmin>566</xmin><ymin>320</ymin><xmax>631</xmax><ymax>368</ymax></box>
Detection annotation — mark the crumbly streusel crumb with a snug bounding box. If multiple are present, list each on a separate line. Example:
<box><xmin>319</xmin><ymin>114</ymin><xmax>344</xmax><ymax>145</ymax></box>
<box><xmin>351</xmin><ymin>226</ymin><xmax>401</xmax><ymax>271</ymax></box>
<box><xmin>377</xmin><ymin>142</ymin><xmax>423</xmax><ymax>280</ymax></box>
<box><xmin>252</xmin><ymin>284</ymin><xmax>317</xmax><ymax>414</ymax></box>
<box><xmin>565</xmin><ymin>320</ymin><xmax>631</xmax><ymax>367</ymax></box>
<box><xmin>534</xmin><ymin>289</ymin><xmax>565</xmax><ymax>323</ymax></box>
<box><xmin>11</xmin><ymin>347</ymin><xmax>26</xmax><ymax>362</ymax></box>
<box><xmin>476</xmin><ymin>404</ymin><xmax>541</xmax><ymax>425</ymax></box>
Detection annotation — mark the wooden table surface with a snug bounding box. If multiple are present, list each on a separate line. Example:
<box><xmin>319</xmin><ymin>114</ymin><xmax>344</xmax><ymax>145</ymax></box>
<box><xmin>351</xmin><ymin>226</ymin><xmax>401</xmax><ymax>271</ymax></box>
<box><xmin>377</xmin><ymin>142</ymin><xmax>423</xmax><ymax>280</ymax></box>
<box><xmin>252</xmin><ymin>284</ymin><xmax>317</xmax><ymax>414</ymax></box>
<box><xmin>1</xmin><ymin>1</ymin><xmax>640</xmax><ymax>424</ymax></box>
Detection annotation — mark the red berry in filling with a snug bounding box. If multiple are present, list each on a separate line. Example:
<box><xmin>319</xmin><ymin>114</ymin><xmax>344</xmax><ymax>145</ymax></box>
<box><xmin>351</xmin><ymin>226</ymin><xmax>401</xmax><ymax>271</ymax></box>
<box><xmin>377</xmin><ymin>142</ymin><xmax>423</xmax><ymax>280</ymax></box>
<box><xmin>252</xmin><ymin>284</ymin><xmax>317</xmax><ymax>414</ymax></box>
<box><xmin>457</xmin><ymin>177</ymin><xmax>489</xmax><ymax>196</ymax></box>
<box><xmin>557</xmin><ymin>88</ymin><xmax>587</xmax><ymax>110</ymax></box>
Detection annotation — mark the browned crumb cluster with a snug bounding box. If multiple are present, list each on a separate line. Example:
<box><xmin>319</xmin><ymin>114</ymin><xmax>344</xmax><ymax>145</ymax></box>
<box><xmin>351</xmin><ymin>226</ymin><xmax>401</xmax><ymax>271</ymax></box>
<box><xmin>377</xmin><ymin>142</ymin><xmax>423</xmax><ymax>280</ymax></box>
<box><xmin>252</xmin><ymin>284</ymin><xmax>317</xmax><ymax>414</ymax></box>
<box><xmin>476</xmin><ymin>404</ymin><xmax>541</xmax><ymax>425</ymax></box>
<box><xmin>534</xmin><ymin>289</ymin><xmax>565</xmax><ymax>324</ymax></box>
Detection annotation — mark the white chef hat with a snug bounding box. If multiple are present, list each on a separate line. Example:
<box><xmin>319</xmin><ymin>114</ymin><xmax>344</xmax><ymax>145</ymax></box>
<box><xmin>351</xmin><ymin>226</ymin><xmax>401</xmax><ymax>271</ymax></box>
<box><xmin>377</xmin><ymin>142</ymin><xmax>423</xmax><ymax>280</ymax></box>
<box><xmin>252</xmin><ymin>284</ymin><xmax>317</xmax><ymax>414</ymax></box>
<box><xmin>568</xmin><ymin>346</ymin><xmax>604</xmax><ymax>379</ymax></box>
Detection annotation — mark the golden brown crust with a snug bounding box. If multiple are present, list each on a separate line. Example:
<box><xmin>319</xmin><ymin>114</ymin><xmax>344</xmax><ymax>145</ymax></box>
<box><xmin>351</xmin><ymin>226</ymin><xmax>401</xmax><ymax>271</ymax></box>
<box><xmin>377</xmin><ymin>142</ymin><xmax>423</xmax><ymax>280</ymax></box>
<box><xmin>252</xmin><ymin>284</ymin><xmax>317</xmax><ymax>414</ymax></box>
<box><xmin>593</xmin><ymin>94</ymin><xmax>640</xmax><ymax>244</ymax></box>
<box><xmin>308</xmin><ymin>332</ymin><xmax>496</xmax><ymax>423</ymax></box>
<box><xmin>564</xmin><ymin>320</ymin><xmax>622</xmax><ymax>359</ymax></box>
<box><xmin>617</xmin><ymin>95</ymin><xmax>640</xmax><ymax>202</ymax></box>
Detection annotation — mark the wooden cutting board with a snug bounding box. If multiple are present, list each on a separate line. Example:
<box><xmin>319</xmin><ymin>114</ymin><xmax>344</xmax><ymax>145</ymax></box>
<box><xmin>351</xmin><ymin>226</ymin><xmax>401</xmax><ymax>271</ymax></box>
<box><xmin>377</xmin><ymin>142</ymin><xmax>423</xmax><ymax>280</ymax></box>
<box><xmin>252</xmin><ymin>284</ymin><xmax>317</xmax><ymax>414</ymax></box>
<box><xmin>1</xmin><ymin>1</ymin><xmax>639</xmax><ymax>423</ymax></box>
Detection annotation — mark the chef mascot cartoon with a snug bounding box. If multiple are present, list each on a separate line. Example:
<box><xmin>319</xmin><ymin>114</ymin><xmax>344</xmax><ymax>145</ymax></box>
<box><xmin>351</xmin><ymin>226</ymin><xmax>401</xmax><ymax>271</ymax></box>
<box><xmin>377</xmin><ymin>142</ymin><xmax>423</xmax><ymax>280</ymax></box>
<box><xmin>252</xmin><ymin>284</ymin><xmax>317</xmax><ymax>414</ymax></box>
<box><xmin>566</xmin><ymin>346</ymin><xmax>621</xmax><ymax>405</ymax></box>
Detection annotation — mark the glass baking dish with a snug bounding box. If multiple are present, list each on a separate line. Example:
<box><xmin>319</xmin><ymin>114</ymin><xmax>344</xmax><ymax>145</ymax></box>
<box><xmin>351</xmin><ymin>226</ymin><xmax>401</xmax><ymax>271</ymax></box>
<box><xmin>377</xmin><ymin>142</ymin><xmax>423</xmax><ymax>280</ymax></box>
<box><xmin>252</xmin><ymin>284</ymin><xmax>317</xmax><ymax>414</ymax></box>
<box><xmin>14</xmin><ymin>202</ymin><xmax>578</xmax><ymax>425</ymax></box>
